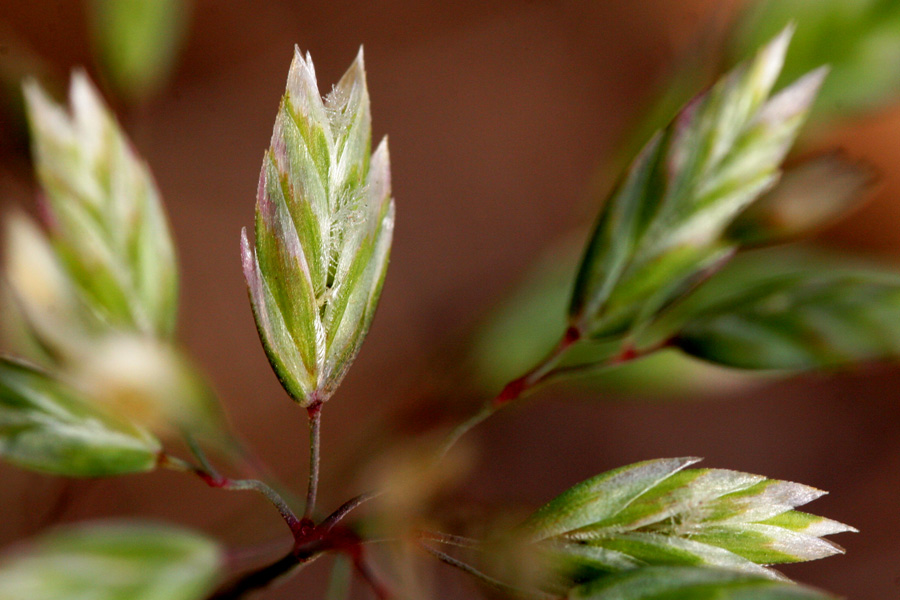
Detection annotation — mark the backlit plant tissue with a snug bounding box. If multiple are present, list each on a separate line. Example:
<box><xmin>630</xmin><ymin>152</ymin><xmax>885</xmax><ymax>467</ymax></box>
<box><xmin>8</xmin><ymin>2</ymin><xmax>900</xmax><ymax>598</ymax></box>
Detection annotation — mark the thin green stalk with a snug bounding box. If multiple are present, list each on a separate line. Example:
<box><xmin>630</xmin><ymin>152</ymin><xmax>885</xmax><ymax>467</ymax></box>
<box><xmin>185</xmin><ymin>433</ymin><xmax>216</xmax><ymax>473</ymax></box>
<box><xmin>305</xmin><ymin>401</ymin><xmax>323</xmax><ymax>520</ymax></box>
<box><xmin>437</xmin><ymin>327</ymin><xmax>580</xmax><ymax>459</ymax></box>
<box><xmin>220</xmin><ymin>479</ymin><xmax>301</xmax><ymax>530</ymax></box>
<box><xmin>417</xmin><ymin>530</ymin><xmax>482</xmax><ymax>549</ymax></box>
<box><xmin>160</xmin><ymin>453</ymin><xmax>300</xmax><ymax>532</ymax></box>
<box><xmin>435</xmin><ymin>403</ymin><xmax>494</xmax><ymax>460</ymax></box>
<box><xmin>321</xmin><ymin>491</ymin><xmax>381</xmax><ymax>532</ymax></box>
<box><xmin>419</xmin><ymin>543</ymin><xmax>558</xmax><ymax>600</ymax></box>
<box><xmin>325</xmin><ymin>555</ymin><xmax>353</xmax><ymax>600</ymax></box>
<box><xmin>539</xmin><ymin>339</ymin><xmax>670</xmax><ymax>387</ymax></box>
<box><xmin>437</xmin><ymin>330</ymin><xmax>665</xmax><ymax>461</ymax></box>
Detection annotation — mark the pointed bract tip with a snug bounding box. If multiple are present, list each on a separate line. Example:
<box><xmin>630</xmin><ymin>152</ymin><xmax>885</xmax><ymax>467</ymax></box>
<box><xmin>70</xmin><ymin>67</ymin><xmax>92</xmax><ymax>92</ymax></box>
<box><xmin>767</xmin><ymin>23</ymin><xmax>796</xmax><ymax>61</ymax></box>
<box><xmin>21</xmin><ymin>76</ymin><xmax>41</xmax><ymax>104</ymax></box>
<box><xmin>240</xmin><ymin>227</ymin><xmax>256</xmax><ymax>281</ymax></box>
<box><xmin>372</xmin><ymin>135</ymin><xmax>390</xmax><ymax>164</ymax></box>
<box><xmin>290</xmin><ymin>44</ymin><xmax>310</xmax><ymax>70</ymax></box>
<box><xmin>240</xmin><ymin>226</ymin><xmax>251</xmax><ymax>255</ymax></box>
<box><xmin>340</xmin><ymin>46</ymin><xmax>367</xmax><ymax>86</ymax></box>
<box><xmin>287</xmin><ymin>46</ymin><xmax>319</xmax><ymax>97</ymax></box>
<box><xmin>291</xmin><ymin>44</ymin><xmax>304</xmax><ymax>65</ymax></box>
<box><xmin>758</xmin><ymin>65</ymin><xmax>828</xmax><ymax>125</ymax></box>
<box><xmin>804</xmin><ymin>64</ymin><xmax>831</xmax><ymax>91</ymax></box>
<box><xmin>747</xmin><ymin>24</ymin><xmax>795</xmax><ymax>102</ymax></box>
<box><xmin>21</xmin><ymin>76</ymin><xmax>61</xmax><ymax>124</ymax></box>
<box><xmin>367</xmin><ymin>137</ymin><xmax>392</xmax><ymax>223</ymax></box>
<box><xmin>373</xmin><ymin>136</ymin><xmax>390</xmax><ymax>183</ymax></box>
<box><xmin>289</xmin><ymin>46</ymin><xmax>303</xmax><ymax>71</ymax></box>
<box><xmin>69</xmin><ymin>68</ymin><xmax>103</xmax><ymax>108</ymax></box>
<box><xmin>240</xmin><ymin>227</ymin><xmax>266</xmax><ymax>304</ymax></box>
<box><xmin>256</xmin><ymin>159</ymin><xmax>267</xmax><ymax>203</ymax></box>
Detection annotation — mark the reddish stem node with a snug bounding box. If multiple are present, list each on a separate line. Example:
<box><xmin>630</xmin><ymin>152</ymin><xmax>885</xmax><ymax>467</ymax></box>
<box><xmin>610</xmin><ymin>344</ymin><xmax>638</xmax><ymax>365</ymax></box>
<box><xmin>494</xmin><ymin>376</ymin><xmax>528</xmax><ymax>407</ymax></box>
<box><xmin>494</xmin><ymin>326</ymin><xmax>582</xmax><ymax>408</ymax></box>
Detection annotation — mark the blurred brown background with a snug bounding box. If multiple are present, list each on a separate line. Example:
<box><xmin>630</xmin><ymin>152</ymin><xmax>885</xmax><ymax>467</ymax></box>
<box><xmin>2</xmin><ymin>1</ymin><xmax>900</xmax><ymax>598</ymax></box>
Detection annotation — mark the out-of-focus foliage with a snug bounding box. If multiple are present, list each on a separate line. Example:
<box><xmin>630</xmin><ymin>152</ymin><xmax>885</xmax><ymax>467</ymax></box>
<box><xmin>631</xmin><ymin>0</ymin><xmax>900</xmax><ymax>152</ymax></box>
<box><xmin>726</xmin><ymin>152</ymin><xmax>875</xmax><ymax>247</ymax></box>
<box><xmin>570</xmin><ymin>28</ymin><xmax>823</xmax><ymax>341</ymax></box>
<box><xmin>88</xmin><ymin>0</ymin><xmax>192</xmax><ymax>103</ymax></box>
<box><xmin>568</xmin><ymin>566</ymin><xmax>834</xmax><ymax>600</ymax></box>
<box><xmin>474</xmin><ymin>240</ymin><xmax>900</xmax><ymax>395</ymax></box>
<box><xmin>68</xmin><ymin>335</ymin><xmax>222</xmax><ymax>439</ymax></box>
<box><xmin>22</xmin><ymin>73</ymin><xmax>179</xmax><ymax>341</ymax></box>
<box><xmin>663</xmin><ymin>251</ymin><xmax>900</xmax><ymax>370</ymax></box>
<box><xmin>470</xmin><ymin>236</ymin><xmax>581</xmax><ymax>391</ymax></box>
<box><xmin>0</xmin><ymin>8</ymin><xmax>879</xmax><ymax>600</ymax></box>
<box><xmin>469</xmin><ymin>236</ymin><xmax>752</xmax><ymax>395</ymax></box>
<box><xmin>243</xmin><ymin>48</ymin><xmax>394</xmax><ymax>407</ymax></box>
<box><xmin>324</xmin><ymin>555</ymin><xmax>353</xmax><ymax>600</ymax></box>
<box><xmin>3</xmin><ymin>212</ymin><xmax>91</xmax><ymax>361</ymax></box>
<box><xmin>471</xmin><ymin>1</ymin><xmax>900</xmax><ymax>397</ymax></box>
<box><xmin>513</xmin><ymin>458</ymin><xmax>852</xmax><ymax>590</ymax></box>
<box><xmin>471</xmin><ymin>28</ymin><xmax>837</xmax><ymax>394</ymax></box>
<box><xmin>731</xmin><ymin>0</ymin><xmax>900</xmax><ymax>123</ymax></box>
<box><xmin>0</xmin><ymin>25</ymin><xmax>55</xmax><ymax>147</ymax></box>
<box><xmin>0</xmin><ymin>358</ymin><xmax>160</xmax><ymax>477</ymax></box>
<box><xmin>0</xmin><ymin>521</ymin><xmax>223</xmax><ymax>600</ymax></box>
<box><xmin>1</xmin><ymin>73</ymin><xmax>226</xmax><ymax>448</ymax></box>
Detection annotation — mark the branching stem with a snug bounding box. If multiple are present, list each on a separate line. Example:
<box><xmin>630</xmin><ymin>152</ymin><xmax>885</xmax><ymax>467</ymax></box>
<box><xmin>159</xmin><ymin>453</ymin><xmax>300</xmax><ymax>532</ymax></box>
<box><xmin>437</xmin><ymin>328</ymin><xmax>668</xmax><ymax>460</ymax></box>
<box><xmin>320</xmin><ymin>491</ymin><xmax>381</xmax><ymax>532</ymax></box>
<box><xmin>209</xmin><ymin>552</ymin><xmax>305</xmax><ymax>600</ymax></box>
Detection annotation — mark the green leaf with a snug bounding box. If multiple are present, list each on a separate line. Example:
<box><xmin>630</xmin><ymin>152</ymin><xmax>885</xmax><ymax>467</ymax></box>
<box><xmin>22</xmin><ymin>72</ymin><xmax>179</xmax><ymax>340</ymax></box>
<box><xmin>88</xmin><ymin>0</ymin><xmax>192</xmax><ymax>102</ymax></box>
<box><xmin>569</xmin><ymin>566</ymin><xmax>835</xmax><ymax>600</ymax></box>
<box><xmin>669</xmin><ymin>250</ymin><xmax>900</xmax><ymax>370</ymax></box>
<box><xmin>520</xmin><ymin>458</ymin><xmax>853</xmax><ymax>583</ymax></box>
<box><xmin>730</xmin><ymin>0</ymin><xmax>900</xmax><ymax>122</ymax></box>
<box><xmin>570</xmin><ymin>28</ymin><xmax>824</xmax><ymax>340</ymax></box>
<box><xmin>0</xmin><ymin>357</ymin><xmax>160</xmax><ymax>477</ymax></box>
<box><xmin>727</xmin><ymin>152</ymin><xmax>875</xmax><ymax>247</ymax></box>
<box><xmin>0</xmin><ymin>521</ymin><xmax>223</xmax><ymax>600</ymax></box>
<box><xmin>243</xmin><ymin>47</ymin><xmax>394</xmax><ymax>406</ymax></box>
